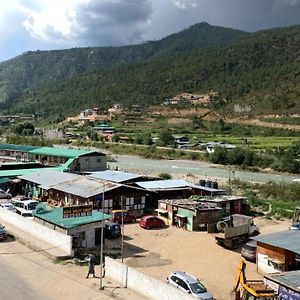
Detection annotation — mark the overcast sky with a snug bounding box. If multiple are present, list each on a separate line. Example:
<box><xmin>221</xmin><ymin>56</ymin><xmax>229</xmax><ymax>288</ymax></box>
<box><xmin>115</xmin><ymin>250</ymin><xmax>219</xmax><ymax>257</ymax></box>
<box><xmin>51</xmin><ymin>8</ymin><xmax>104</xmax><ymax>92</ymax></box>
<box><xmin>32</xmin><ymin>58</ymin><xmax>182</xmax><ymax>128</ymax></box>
<box><xmin>1</xmin><ymin>0</ymin><xmax>300</xmax><ymax>62</ymax></box>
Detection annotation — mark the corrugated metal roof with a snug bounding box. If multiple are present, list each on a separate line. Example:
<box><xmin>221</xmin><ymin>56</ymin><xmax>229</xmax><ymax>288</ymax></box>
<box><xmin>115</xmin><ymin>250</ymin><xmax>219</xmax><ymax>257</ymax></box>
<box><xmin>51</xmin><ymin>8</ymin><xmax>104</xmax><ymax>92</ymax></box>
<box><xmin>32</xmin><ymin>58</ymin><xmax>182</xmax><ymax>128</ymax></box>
<box><xmin>34</xmin><ymin>203</ymin><xmax>111</xmax><ymax>229</ymax></box>
<box><xmin>19</xmin><ymin>170</ymin><xmax>79</xmax><ymax>189</ymax></box>
<box><xmin>0</xmin><ymin>143</ymin><xmax>39</xmax><ymax>152</ymax></box>
<box><xmin>88</xmin><ymin>170</ymin><xmax>143</xmax><ymax>183</ymax></box>
<box><xmin>265</xmin><ymin>271</ymin><xmax>300</xmax><ymax>292</ymax></box>
<box><xmin>50</xmin><ymin>177</ymin><xmax>120</xmax><ymax>198</ymax></box>
<box><xmin>135</xmin><ymin>179</ymin><xmax>192</xmax><ymax>190</ymax></box>
<box><xmin>29</xmin><ymin>147</ymin><xmax>97</xmax><ymax>158</ymax></box>
<box><xmin>0</xmin><ymin>166</ymin><xmax>61</xmax><ymax>178</ymax></box>
<box><xmin>253</xmin><ymin>230</ymin><xmax>300</xmax><ymax>254</ymax></box>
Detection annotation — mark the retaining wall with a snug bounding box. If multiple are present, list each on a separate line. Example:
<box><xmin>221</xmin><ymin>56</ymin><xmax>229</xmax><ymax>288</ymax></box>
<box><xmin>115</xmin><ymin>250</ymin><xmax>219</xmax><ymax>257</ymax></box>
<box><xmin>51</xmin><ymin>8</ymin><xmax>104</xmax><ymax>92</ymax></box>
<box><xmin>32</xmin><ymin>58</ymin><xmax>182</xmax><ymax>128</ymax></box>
<box><xmin>106</xmin><ymin>257</ymin><xmax>192</xmax><ymax>300</ymax></box>
<box><xmin>0</xmin><ymin>209</ymin><xmax>72</xmax><ymax>255</ymax></box>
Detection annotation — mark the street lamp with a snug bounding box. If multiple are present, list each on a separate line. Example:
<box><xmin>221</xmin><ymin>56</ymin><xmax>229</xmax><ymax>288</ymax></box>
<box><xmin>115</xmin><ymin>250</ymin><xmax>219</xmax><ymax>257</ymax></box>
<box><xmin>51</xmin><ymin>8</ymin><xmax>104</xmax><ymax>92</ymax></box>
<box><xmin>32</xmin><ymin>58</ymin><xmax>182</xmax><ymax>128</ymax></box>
<box><xmin>99</xmin><ymin>184</ymin><xmax>105</xmax><ymax>290</ymax></box>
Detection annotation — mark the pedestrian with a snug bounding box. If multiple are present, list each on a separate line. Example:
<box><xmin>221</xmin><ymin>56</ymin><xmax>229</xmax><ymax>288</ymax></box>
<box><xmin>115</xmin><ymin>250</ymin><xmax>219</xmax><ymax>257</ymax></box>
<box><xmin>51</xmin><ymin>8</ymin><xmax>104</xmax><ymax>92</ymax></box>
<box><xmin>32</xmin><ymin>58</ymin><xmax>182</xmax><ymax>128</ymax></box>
<box><xmin>85</xmin><ymin>255</ymin><xmax>96</xmax><ymax>278</ymax></box>
<box><xmin>102</xmin><ymin>261</ymin><xmax>105</xmax><ymax>278</ymax></box>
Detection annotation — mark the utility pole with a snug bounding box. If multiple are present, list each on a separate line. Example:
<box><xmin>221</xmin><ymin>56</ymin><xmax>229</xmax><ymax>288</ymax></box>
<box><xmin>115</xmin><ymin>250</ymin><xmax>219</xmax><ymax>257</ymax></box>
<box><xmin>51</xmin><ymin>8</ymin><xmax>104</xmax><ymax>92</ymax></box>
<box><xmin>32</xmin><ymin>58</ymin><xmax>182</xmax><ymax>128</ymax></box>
<box><xmin>121</xmin><ymin>195</ymin><xmax>124</xmax><ymax>263</ymax></box>
<box><xmin>99</xmin><ymin>184</ymin><xmax>105</xmax><ymax>290</ymax></box>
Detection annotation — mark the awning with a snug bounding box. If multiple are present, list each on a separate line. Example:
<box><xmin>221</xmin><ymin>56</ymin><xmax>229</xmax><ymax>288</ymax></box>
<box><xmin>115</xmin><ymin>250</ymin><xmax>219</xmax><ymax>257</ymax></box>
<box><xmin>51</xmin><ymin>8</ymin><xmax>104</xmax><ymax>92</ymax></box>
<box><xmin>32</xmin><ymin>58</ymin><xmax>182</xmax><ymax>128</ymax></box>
<box><xmin>0</xmin><ymin>177</ymin><xmax>12</xmax><ymax>184</ymax></box>
<box><xmin>176</xmin><ymin>213</ymin><xmax>188</xmax><ymax>218</ymax></box>
<box><xmin>155</xmin><ymin>208</ymin><xmax>168</xmax><ymax>214</ymax></box>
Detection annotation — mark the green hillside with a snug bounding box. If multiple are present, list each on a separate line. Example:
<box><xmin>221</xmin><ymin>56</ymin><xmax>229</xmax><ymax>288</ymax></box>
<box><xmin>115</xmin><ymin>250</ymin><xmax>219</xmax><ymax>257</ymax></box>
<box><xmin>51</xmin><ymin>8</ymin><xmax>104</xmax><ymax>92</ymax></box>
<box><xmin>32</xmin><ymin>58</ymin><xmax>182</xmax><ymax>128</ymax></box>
<box><xmin>3</xmin><ymin>24</ymin><xmax>299</xmax><ymax>118</ymax></box>
<box><xmin>0</xmin><ymin>22</ymin><xmax>247</xmax><ymax>105</ymax></box>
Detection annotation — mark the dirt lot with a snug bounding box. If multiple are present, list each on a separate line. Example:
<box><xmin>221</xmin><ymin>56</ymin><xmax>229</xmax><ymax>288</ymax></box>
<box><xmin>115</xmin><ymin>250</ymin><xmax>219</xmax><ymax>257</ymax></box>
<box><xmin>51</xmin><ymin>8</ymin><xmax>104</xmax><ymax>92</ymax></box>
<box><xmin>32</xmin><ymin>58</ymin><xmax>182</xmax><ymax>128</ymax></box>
<box><xmin>109</xmin><ymin>217</ymin><xmax>290</xmax><ymax>300</ymax></box>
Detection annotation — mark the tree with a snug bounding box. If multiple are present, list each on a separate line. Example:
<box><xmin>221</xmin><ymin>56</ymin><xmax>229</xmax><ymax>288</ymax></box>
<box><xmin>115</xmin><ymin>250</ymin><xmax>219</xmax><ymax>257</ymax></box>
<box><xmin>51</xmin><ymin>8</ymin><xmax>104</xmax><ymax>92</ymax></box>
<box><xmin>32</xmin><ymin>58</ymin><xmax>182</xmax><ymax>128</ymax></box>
<box><xmin>13</xmin><ymin>122</ymin><xmax>35</xmax><ymax>135</ymax></box>
<box><xmin>159</xmin><ymin>130</ymin><xmax>174</xmax><ymax>146</ymax></box>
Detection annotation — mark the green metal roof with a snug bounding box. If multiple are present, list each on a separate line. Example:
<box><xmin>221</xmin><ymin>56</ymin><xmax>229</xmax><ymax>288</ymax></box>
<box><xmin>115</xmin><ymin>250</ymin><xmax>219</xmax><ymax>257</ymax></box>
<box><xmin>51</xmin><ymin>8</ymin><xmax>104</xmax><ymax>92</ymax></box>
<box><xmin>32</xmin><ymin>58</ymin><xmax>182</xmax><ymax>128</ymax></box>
<box><xmin>29</xmin><ymin>147</ymin><xmax>95</xmax><ymax>158</ymax></box>
<box><xmin>0</xmin><ymin>143</ymin><xmax>39</xmax><ymax>152</ymax></box>
<box><xmin>34</xmin><ymin>204</ymin><xmax>111</xmax><ymax>229</ymax></box>
<box><xmin>0</xmin><ymin>166</ymin><xmax>61</xmax><ymax>178</ymax></box>
<box><xmin>0</xmin><ymin>177</ymin><xmax>12</xmax><ymax>184</ymax></box>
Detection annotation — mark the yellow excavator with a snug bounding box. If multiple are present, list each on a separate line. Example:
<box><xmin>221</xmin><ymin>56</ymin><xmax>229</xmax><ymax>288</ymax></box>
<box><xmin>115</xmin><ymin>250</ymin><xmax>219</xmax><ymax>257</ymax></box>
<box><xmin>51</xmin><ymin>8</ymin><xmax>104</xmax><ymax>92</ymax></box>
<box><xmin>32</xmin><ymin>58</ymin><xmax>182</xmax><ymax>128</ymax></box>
<box><xmin>233</xmin><ymin>260</ymin><xmax>276</xmax><ymax>300</ymax></box>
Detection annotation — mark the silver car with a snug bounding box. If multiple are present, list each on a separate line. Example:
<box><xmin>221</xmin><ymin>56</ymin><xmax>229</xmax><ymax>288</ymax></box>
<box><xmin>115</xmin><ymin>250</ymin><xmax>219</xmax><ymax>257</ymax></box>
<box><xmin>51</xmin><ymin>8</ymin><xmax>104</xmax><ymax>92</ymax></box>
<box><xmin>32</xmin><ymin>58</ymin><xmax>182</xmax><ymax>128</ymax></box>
<box><xmin>167</xmin><ymin>271</ymin><xmax>213</xmax><ymax>300</ymax></box>
<box><xmin>0</xmin><ymin>189</ymin><xmax>12</xmax><ymax>199</ymax></box>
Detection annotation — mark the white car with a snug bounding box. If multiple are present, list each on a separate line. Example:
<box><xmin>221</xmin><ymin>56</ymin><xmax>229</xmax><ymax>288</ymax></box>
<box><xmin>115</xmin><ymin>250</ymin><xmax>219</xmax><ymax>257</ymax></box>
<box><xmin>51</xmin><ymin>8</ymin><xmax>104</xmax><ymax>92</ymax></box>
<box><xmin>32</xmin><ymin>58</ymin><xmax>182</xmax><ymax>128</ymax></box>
<box><xmin>0</xmin><ymin>202</ymin><xmax>16</xmax><ymax>212</ymax></box>
<box><xmin>167</xmin><ymin>271</ymin><xmax>213</xmax><ymax>300</ymax></box>
<box><xmin>0</xmin><ymin>189</ymin><xmax>12</xmax><ymax>199</ymax></box>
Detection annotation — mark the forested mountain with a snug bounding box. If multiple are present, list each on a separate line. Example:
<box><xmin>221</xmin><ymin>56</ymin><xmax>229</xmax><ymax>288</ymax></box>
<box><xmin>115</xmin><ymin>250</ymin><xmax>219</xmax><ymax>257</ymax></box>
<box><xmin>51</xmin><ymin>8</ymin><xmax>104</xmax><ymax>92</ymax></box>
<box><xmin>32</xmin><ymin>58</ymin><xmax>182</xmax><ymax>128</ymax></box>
<box><xmin>0</xmin><ymin>22</ymin><xmax>247</xmax><ymax>105</ymax></box>
<box><xmin>1</xmin><ymin>23</ymin><xmax>300</xmax><ymax>118</ymax></box>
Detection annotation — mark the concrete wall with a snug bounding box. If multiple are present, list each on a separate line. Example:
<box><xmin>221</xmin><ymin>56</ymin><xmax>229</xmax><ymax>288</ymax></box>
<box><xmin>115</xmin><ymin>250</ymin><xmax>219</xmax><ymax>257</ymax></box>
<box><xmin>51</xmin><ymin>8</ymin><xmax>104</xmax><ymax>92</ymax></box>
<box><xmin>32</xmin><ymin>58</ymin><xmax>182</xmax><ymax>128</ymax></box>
<box><xmin>77</xmin><ymin>155</ymin><xmax>107</xmax><ymax>171</ymax></box>
<box><xmin>0</xmin><ymin>209</ymin><xmax>72</xmax><ymax>255</ymax></box>
<box><xmin>106</xmin><ymin>257</ymin><xmax>193</xmax><ymax>300</ymax></box>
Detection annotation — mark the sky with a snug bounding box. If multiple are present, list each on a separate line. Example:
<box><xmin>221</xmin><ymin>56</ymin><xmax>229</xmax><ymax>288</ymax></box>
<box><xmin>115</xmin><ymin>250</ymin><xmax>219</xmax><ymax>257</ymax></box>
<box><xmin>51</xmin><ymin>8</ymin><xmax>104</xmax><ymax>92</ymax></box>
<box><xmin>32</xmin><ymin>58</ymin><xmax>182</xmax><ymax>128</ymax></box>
<box><xmin>1</xmin><ymin>0</ymin><xmax>300</xmax><ymax>62</ymax></box>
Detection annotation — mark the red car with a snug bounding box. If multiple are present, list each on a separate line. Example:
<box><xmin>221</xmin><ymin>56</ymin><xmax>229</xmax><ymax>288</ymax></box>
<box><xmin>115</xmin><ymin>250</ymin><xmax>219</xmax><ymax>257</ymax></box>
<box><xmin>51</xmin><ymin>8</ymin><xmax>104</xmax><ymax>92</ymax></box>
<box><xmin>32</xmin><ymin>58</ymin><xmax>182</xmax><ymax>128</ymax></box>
<box><xmin>110</xmin><ymin>210</ymin><xmax>136</xmax><ymax>223</ymax></box>
<box><xmin>139</xmin><ymin>215</ymin><xmax>165</xmax><ymax>230</ymax></box>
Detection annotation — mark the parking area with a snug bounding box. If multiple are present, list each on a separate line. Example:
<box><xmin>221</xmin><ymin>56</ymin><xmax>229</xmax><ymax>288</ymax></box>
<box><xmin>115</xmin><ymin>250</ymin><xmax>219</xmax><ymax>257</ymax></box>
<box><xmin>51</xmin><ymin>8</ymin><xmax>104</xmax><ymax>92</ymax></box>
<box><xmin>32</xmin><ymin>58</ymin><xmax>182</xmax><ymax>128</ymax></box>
<box><xmin>108</xmin><ymin>217</ymin><xmax>290</xmax><ymax>300</ymax></box>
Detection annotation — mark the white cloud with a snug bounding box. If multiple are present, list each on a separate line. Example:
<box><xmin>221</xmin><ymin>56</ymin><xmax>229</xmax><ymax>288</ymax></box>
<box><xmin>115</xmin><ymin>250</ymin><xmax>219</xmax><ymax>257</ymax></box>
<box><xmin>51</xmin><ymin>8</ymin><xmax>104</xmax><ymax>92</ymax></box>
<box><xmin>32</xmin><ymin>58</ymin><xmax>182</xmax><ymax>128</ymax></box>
<box><xmin>17</xmin><ymin>0</ymin><xmax>153</xmax><ymax>46</ymax></box>
<box><xmin>171</xmin><ymin>0</ymin><xmax>198</xmax><ymax>10</ymax></box>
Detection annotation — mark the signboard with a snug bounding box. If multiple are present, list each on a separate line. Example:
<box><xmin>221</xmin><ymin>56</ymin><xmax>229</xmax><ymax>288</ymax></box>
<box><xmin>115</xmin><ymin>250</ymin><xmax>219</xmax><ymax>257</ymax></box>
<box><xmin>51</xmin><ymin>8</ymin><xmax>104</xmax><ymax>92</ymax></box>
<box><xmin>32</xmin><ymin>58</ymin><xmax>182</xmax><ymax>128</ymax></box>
<box><xmin>63</xmin><ymin>205</ymin><xmax>93</xmax><ymax>218</ymax></box>
<box><xmin>279</xmin><ymin>286</ymin><xmax>300</xmax><ymax>300</ymax></box>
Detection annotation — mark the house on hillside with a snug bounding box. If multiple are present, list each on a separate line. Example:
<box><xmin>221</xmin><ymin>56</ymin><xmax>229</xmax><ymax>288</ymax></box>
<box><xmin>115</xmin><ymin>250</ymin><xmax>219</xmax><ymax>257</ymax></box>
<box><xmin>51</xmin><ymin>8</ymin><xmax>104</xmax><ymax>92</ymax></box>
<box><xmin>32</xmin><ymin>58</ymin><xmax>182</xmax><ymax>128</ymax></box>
<box><xmin>253</xmin><ymin>230</ymin><xmax>300</xmax><ymax>274</ymax></box>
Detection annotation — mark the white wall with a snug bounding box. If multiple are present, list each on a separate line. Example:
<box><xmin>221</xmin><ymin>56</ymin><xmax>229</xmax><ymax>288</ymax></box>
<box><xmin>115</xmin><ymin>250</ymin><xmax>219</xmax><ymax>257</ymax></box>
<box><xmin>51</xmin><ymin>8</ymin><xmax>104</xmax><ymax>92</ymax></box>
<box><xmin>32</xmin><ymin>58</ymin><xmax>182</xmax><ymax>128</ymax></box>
<box><xmin>106</xmin><ymin>257</ymin><xmax>193</xmax><ymax>300</ymax></box>
<box><xmin>257</xmin><ymin>253</ymin><xmax>280</xmax><ymax>274</ymax></box>
<box><xmin>0</xmin><ymin>209</ymin><xmax>72</xmax><ymax>255</ymax></box>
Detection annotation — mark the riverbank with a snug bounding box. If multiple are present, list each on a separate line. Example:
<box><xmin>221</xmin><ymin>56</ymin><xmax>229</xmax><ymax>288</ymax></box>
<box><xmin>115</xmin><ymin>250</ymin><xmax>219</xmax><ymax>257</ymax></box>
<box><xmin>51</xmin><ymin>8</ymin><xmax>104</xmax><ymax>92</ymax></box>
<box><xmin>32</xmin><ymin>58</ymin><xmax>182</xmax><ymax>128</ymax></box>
<box><xmin>107</xmin><ymin>153</ymin><xmax>300</xmax><ymax>185</ymax></box>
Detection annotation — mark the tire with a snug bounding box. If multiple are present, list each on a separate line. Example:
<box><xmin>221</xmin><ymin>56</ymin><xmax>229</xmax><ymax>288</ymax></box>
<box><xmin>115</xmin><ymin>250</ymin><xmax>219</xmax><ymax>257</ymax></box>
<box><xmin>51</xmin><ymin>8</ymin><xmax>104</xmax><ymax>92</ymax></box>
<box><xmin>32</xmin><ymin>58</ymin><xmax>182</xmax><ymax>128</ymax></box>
<box><xmin>146</xmin><ymin>226</ymin><xmax>150</xmax><ymax>230</ymax></box>
<box><xmin>217</xmin><ymin>221</ymin><xmax>228</xmax><ymax>232</ymax></box>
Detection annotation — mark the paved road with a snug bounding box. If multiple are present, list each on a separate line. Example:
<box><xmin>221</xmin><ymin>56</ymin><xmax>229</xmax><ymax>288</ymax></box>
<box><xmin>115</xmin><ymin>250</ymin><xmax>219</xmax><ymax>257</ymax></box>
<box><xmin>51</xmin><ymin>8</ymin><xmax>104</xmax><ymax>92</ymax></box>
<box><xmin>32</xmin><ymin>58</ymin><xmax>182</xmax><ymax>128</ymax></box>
<box><xmin>0</xmin><ymin>258</ymin><xmax>39</xmax><ymax>299</ymax></box>
<box><xmin>0</xmin><ymin>237</ymin><xmax>147</xmax><ymax>300</ymax></box>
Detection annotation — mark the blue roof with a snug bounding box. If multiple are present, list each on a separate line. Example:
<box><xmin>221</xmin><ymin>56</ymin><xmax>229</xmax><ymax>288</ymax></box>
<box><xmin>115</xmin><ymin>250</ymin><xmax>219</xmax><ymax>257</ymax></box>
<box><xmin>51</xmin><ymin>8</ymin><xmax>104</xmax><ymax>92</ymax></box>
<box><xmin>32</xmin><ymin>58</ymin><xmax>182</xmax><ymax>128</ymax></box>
<box><xmin>253</xmin><ymin>230</ymin><xmax>300</xmax><ymax>254</ymax></box>
<box><xmin>19</xmin><ymin>170</ymin><xmax>79</xmax><ymax>189</ymax></box>
<box><xmin>88</xmin><ymin>170</ymin><xmax>143</xmax><ymax>183</ymax></box>
<box><xmin>135</xmin><ymin>179</ymin><xmax>193</xmax><ymax>190</ymax></box>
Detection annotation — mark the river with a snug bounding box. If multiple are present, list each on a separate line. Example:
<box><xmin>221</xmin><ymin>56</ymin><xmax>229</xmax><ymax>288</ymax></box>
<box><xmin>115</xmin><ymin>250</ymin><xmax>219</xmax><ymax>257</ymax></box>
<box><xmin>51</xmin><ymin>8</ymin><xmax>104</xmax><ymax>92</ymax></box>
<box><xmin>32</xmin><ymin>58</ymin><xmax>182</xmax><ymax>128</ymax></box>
<box><xmin>108</xmin><ymin>154</ymin><xmax>300</xmax><ymax>184</ymax></box>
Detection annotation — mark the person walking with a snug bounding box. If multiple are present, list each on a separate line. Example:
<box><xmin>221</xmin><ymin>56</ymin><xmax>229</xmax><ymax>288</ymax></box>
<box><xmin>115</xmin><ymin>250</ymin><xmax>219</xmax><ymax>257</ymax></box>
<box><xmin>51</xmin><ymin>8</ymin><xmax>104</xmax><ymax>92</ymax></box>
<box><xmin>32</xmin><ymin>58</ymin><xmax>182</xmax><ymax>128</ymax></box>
<box><xmin>85</xmin><ymin>255</ymin><xmax>96</xmax><ymax>278</ymax></box>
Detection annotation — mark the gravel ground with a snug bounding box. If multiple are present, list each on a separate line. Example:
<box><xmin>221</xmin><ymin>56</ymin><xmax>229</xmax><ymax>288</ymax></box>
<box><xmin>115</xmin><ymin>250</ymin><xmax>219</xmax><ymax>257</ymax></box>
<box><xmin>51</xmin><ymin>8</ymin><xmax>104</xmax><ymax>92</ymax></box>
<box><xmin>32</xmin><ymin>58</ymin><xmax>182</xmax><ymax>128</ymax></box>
<box><xmin>108</xmin><ymin>217</ymin><xmax>291</xmax><ymax>300</ymax></box>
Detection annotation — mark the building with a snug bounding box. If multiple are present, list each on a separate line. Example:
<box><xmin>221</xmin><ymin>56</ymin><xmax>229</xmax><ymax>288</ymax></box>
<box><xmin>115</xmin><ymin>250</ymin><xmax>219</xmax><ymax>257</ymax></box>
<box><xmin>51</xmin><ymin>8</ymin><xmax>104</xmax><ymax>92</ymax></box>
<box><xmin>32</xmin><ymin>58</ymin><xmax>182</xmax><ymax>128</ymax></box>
<box><xmin>156</xmin><ymin>199</ymin><xmax>222</xmax><ymax>231</ymax></box>
<box><xmin>0</xmin><ymin>144</ymin><xmax>39</xmax><ymax>161</ymax></box>
<box><xmin>264</xmin><ymin>270</ymin><xmax>300</xmax><ymax>299</ymax></box>
<box><xmin>28</xmin><ymin>147</ymin><xmax>107</xmax><ymax>172</ymax></box>
<box><xmin>18</xmin><ymin>170</ymin><xmax>148</xmax><ymax>216</ymax></box>
<box><xmin>88</xmin><ymin>170</ymin><xmax>154</xmax><ymax>184</ymax></box>
<box><xmin>197</xmin><ymin>195</ymin><xmax>250</xmax><ymax>216</ymax></box>
<box><xmin>0</xmin><ymin>144</ymin><xmax>107</xmax><ymax>172</ymax></box>
<box><xmin>34</xmin><ymin>203</ymin><xmax>111</xmax><ymax>252</ymax></box>
<box><xmin>253</xmin><ymin>230</ymin><xmax>300</xmax><ymax>274</ymax></box>
<box><xmin>134</xmin><ymin>179</ymin><xmax>226</xmax><ymax>208</ymax></box>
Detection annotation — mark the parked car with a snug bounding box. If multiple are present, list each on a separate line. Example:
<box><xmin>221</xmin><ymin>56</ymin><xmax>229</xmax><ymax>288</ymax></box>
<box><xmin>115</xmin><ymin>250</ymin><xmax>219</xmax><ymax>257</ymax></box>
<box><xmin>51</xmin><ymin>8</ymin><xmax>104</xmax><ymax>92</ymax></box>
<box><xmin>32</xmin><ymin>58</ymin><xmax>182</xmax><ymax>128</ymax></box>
<box><xmin>139</xmin><ymin>215</ymin><xmax>165</xmax><ymax>230</ymax></box>
<box><xmin>105</xmin><ymin>221</ymin><xmax>121</xmax><ymax>239</ymax></box>
<box><xmin>110</xmin><ymin>210</ymin><xmax>136</xmax><ymax>223</ymax></box>
<box><xmin>0</xmin><ymin>224</ymin><xmax>8</xmax><ymax>241</ymax></box>
<box><xmin>241</xmin><ymin>240</ymin><xmax>257</xmax><ymax>262</ymax></box>
<box><xmin>167</xmin><ymin>271</ymin><xmax>213</xmax><ymax>300</ymax></box>
<box><xmin>21</xmin><ymin>211</ymin><xmax>34</xmax><ymax>220</ymax></box>
<box><xmin>0</xmin><ymin>202</ymin><xmax>16</xmax><ymax>212</ymax></box>
<box><xmin>0</xmin><ymin>189</ymin><xmax>12</xmax><ymax>199</ymax></box>
<box><xmin>289</xmin><ymin>222</ymin><xmax>300</xmax><ymax>231</ymax></box>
